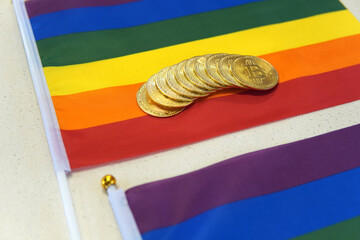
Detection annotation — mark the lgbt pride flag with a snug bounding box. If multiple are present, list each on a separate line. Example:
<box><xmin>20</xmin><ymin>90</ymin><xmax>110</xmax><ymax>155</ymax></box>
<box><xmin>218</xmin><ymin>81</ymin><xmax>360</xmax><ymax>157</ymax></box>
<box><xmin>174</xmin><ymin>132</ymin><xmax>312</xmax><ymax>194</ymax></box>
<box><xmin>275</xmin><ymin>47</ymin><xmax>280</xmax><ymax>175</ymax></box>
<box><xmin>125</xmin><ymin>124</ymin><xmax>360</xmax><ymax>239</ymax></box>
<box><xmin>24</xmin><ymin>0</ymin><xmax>360</xmax><ymax>169</ymax></box>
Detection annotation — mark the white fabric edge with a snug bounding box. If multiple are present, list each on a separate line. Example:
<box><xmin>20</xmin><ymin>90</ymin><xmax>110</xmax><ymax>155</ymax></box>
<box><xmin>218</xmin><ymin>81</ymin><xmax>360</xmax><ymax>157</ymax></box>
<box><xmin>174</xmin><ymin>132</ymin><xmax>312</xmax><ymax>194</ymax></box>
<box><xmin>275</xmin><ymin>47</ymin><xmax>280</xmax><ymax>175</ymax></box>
<box><xmin>13</xmin><ymin>2</ymin><xmax>80</xmax><ymax>239</ymax></box>
<box><xmin>108</xmin><ymin>186</ymin><xmax>143</xmax><ymax>240</ymax></box>
<box><xmin>12</xmin><ymin>0</ymin><xmax>70</xmax><ymax>172</ymax></box>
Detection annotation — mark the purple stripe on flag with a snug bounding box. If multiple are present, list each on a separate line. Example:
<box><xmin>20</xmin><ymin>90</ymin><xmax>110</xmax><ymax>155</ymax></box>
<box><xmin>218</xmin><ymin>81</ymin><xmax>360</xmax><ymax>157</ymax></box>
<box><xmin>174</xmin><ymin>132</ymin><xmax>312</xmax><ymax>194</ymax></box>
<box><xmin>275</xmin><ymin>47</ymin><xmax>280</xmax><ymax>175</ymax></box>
<box><xmin>126</xmin><ymin>124</ymin><xmax>360</xmax><ymax>233</ymax></box>
<box><xmin>25</xmin><ymin>0</ymin><xmax>140</xmax><ymax>18</ymax></box>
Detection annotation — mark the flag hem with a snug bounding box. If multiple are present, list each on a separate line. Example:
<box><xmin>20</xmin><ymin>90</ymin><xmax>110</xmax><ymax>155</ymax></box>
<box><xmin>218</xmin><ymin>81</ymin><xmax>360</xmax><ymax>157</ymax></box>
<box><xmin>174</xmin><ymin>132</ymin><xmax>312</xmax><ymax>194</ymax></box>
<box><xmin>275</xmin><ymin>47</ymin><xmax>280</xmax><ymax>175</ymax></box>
<box><xmin>108</xmin><ymin>186</ymin><xmax>143</xmax><ymax>240</ymax></box>
<box><xmin>13</xmin><ymin>0</ymin><xmax>70</xmax><ymax>172</ymax></box>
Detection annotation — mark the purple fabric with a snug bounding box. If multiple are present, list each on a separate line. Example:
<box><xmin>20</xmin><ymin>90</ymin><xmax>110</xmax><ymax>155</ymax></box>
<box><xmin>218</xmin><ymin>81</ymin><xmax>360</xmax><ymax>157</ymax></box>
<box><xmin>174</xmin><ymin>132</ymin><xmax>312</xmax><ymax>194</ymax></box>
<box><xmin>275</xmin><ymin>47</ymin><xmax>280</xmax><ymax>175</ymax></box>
<box><xmin>126</xmin><ymin>124</ymin><xmax>360</xmax><ymax>233</ymax></box>
<box><xmin>25</xmin><ymin>0</ymin><xmax>140</xmax><ymax>18</ymax></box>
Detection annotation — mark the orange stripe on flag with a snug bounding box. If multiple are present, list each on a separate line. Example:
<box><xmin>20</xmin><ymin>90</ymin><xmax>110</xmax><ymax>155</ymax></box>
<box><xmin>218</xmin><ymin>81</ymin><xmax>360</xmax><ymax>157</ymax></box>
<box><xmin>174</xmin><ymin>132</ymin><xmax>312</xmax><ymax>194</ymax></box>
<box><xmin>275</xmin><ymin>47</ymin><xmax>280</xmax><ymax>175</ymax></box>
<box><xmin>52</xmin><ymin>34</ymin><xmax>360</xmax><ymax>130</ymax></box>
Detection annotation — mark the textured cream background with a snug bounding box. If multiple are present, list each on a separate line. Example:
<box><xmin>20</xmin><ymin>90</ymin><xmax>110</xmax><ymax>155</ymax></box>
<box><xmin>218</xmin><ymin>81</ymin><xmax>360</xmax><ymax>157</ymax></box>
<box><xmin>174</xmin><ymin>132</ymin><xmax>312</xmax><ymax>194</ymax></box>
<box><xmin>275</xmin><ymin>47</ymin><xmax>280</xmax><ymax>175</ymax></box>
<box><xmin>0</xmin><ymin>0</ymin><xmax>359</xmax><ymax>239</ymax></box>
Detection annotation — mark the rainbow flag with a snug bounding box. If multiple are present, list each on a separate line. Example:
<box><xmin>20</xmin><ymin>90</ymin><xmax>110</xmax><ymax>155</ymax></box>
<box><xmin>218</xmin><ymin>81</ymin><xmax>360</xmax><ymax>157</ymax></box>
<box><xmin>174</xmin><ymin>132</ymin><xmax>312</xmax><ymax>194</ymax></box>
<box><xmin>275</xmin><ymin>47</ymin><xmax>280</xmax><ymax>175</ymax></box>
<box><xmin>25</xmin><ymin>0</ymin><xmax>360</xmax><ymax>169</ymax></box>
<box><xmin>125</xmin><ymin>124</ymin><xmax>360</xmax><ymax>239</ymax></box>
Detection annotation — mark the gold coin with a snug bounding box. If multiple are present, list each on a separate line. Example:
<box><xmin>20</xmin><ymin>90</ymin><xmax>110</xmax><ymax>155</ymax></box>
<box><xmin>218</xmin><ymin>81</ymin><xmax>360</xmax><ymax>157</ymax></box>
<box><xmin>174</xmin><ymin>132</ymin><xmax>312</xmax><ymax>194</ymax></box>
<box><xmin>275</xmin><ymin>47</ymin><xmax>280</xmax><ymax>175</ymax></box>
<box><xmin>174</xmin><ymin>61</ymin><xmax>210</xmax><ymax>95</ymax></box>
<box><xmin>231</xmin><ymin>56</ymin><xmax>279</xmax><ymax>90</ymax></box>
<box><xmin>183</xmin><ymin>58</ymin><xmax>217</xmax><ymax>91</ymax></box>
<box><xmin>166</xmin><ymin>65</ymin><xmax>205</xmax><ymax>98</ymax></box>
<box><xmin>147</xmin><ymin>74</ymin><xmax>193</xmax><ymax>108</ymax></box>
<box><xmin>137</xmin><ymin>83</ymin><xmax>184</xmax><ymax>117</ymax></box>
<box><xmin>193</xmin><ymin>55</ymin><xmax>226</xmax><ymax>88</ymax></box>
<box><xmin>155</xmin><ymin>67</ymin><xmax>194</xmax><ymax>102</ymax></box>
<box><xmin>206</xmin><ymin>53</ymin><xmax>234</xmax><ymax>87</ymax></box>
<box><xmin>218</xmin><ymin>55</ymin><xmax>249</xmax><ymax>89</ymax></box>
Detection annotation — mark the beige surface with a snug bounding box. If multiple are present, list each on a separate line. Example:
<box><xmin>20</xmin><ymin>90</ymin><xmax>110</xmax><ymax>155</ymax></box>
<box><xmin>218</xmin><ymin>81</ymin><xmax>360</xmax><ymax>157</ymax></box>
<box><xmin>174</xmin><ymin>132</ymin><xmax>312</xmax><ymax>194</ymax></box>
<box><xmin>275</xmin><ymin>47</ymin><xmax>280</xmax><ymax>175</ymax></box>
<box><xmin>1</xmin><ymin>0</ymin><xmax>360</xmax><ymax>239</ymax></box>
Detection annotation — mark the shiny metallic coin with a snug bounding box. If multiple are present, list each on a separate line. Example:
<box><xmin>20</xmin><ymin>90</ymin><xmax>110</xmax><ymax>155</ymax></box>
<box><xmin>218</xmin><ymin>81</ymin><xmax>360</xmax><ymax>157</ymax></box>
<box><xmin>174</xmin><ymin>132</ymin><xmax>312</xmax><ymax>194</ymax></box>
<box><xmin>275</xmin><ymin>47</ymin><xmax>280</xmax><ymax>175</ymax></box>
<box><xmin>193</xmin><ymin>55</ymin><xmax>225</xmax><ymax>88</ymax></box>
<box><xmin>218</xmin><ymin>55</ymin><xmax>249</xmax><ymax>89</ymax></box>
<box><xmin>174</xmin><ymin>61</ymin><xmax>210</xmax><ymax>95</ymax></box>
<box><xmin>155</xmin><ymin>67</ymin><xmax>194</xmax><ymax>102</ymax></box>
<box><xmin>147</xmin><ymin>74</ymin><xmax>193</xmax><ymax>108</ymax></box>
<box><xmin>166</xmin><ymin>65</ymin><xmax>205</xmax><ymax>98</ymax></box>
<box><xmin>231</xmin><ymin>56</ymin><xmax>279</xmax><ymax>90</ymax></box>
<box><xmin>206</xmin><ymin>53</ymin><xmax>235</xmax><ymax>87</ymax></box>
<box><xmin>137</xmin><ymin>83</ymin><xmax>184</xmax><ymax>117</ymax></box>
<box><xmin>183</xmin><ymin>58</ymin><xmax>217</xmax><ymax>91</ymax></box>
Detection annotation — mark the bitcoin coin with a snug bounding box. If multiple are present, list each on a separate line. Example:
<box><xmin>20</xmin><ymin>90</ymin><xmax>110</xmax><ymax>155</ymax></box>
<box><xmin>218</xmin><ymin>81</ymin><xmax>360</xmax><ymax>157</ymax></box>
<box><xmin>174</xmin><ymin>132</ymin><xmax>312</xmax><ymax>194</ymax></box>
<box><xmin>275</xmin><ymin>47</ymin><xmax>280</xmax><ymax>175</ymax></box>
<box><xmin>218</xmin><ymin>55</ymin><xmax>249</xmax><ymax>89</ymax></box>
<box><xmin>138</xmin><ymin>53</ymin><xmax>279</xmax><ymax>118</ymax></box>
<box><xmin>155</xmin><ymin>67</ymin><xmax>194</xmax><ymax>102</ymax></box>
<box><xmin>166</xmin><ymin>65</ymin><xmax>205</xmax><ymax>98</ymax></box>
<box><xmin>147</xmin><ymin>75</ymin><xmax>193</xmax><ymax>108</ymax></box>
<box><xmin>231</xmin><ymin>56</ymin><xmax>279</xmax><ymax>90</ymax></box>
<box><xmin>184</xmin><ymin>58</ymin><xmax>217</xmax><ymax>91</ymax></box>
<box><xmin>206</xmin><ymin>53</ymin><xmax>234</xmax><ymax>87</ymax></box>
<box><xmin>174</xmin><ymin>61</ymin><xmax>211</xmax><ymax>95</ymax></box>
<box><xmin>137</xmin><ymin>83</ymin><xmax>184</xmax><ymax>117</ymax></box>
<box><xmin>193</xmin><ymin>55</ymin><xmax>225</xmax><ymax>88</ymax></box>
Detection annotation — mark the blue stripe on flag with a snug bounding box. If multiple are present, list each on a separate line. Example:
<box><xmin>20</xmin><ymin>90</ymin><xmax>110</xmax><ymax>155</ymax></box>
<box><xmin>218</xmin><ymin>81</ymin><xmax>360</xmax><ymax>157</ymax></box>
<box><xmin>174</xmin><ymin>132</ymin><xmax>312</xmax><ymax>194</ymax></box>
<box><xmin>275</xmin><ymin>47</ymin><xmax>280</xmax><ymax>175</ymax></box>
<box><xmin>30</xmin><ymin>0</ymin><xmax>262</xmax><ymax>40</ymax></box>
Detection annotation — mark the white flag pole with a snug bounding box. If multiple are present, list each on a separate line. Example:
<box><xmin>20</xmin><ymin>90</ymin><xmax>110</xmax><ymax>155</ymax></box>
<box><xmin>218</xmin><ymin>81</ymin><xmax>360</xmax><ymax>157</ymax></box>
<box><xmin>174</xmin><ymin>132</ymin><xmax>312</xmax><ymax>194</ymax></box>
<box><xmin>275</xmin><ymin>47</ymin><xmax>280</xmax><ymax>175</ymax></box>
<box><xmin>57</xmin><ymin>171</ymin><xmax>82</xmax><ymax>240</ymax></box>
<box><xmin>102</xmin><ymin>175</ymin><xmax>143</xmax><ymax>240</ymax></box>
<box><xmin>13</xmin><ymin>0</ymin><xmax>81</xmax><ymax>239</ymax></box>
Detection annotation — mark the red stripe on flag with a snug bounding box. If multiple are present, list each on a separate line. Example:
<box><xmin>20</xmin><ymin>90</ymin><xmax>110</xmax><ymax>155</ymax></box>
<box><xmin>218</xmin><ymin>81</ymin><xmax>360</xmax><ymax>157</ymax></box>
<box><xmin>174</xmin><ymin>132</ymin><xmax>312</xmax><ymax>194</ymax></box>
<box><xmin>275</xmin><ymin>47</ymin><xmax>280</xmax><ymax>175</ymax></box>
<box><xmin>62</xmin><ymin>64</ymin><xmax>360</xmax><ymax>169</ymax></box>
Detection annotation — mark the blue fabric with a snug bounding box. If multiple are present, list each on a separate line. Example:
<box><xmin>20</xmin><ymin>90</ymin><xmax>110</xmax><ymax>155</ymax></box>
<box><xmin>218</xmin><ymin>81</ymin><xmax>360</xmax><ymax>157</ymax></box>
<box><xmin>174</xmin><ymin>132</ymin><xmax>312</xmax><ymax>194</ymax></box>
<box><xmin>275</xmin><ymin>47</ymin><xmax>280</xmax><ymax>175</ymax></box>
<box><xmin>30</xmin><ymin>0</ymin><xmax>262</xmax><ymax>40</ymax></box>
<box><xmin>142</xmin><ymin>167</ymin><xmax>360</xmax><ymax>240</ymax></box>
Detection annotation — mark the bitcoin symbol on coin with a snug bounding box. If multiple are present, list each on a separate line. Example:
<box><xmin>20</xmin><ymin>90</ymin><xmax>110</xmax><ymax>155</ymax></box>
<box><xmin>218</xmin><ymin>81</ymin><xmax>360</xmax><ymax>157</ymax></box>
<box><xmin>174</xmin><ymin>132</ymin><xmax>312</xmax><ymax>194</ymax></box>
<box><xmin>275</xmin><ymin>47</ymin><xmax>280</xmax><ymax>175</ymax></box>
<box><xmin>244</xmin><ymin>59</ymin><xmax>266</xmax><ymax>83</ymax></box>
<box><xmin>231</xmin><ymin>56</ymin><xmax>279</xmax><ymax>90</ymax></box>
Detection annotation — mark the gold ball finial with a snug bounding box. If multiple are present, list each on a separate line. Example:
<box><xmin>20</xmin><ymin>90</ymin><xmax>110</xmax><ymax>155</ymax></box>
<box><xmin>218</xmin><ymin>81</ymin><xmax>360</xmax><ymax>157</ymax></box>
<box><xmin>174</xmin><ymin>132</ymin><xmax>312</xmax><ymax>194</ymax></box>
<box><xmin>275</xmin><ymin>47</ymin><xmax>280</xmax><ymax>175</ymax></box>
<box><xmin>101</xmin><ymin>175</ymin><xmax>116</xmax><ymax>190</ymax></box>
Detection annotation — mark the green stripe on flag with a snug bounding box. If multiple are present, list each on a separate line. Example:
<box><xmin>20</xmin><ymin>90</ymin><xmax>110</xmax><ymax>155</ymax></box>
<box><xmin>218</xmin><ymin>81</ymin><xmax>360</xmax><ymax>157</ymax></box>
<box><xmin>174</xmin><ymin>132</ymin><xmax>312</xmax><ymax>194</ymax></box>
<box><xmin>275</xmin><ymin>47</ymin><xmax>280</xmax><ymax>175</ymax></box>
<box><xmin>37</xmin><ymin>0</ymin><xmax>344</xmax><ymax>67</ymax></box>
<box><xmin>292</xmin><ymin>216</ymin><xmax>360</xmax><ymax>240</ymax></box>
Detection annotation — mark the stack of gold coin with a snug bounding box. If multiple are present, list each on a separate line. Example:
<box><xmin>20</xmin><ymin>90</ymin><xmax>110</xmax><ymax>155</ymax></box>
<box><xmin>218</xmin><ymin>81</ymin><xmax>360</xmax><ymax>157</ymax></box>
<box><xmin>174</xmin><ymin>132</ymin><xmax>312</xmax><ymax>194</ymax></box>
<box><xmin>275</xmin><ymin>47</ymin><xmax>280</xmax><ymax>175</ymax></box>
<box><xmin>137</xmin><ymin>54</ymin><xmax>279</xmax><ymax>117</ymax></box>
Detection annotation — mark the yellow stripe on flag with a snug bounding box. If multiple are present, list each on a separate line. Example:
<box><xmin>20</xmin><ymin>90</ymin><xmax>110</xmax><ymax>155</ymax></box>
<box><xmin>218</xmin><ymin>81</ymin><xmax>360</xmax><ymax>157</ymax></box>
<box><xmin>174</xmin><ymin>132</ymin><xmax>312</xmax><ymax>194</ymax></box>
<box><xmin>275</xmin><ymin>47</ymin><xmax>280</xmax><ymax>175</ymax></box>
<box><xmin>44</xmin><ymin>10</ymin><xmax>360</xmax><ymax>96</ymax></box>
